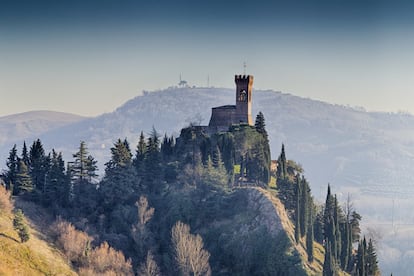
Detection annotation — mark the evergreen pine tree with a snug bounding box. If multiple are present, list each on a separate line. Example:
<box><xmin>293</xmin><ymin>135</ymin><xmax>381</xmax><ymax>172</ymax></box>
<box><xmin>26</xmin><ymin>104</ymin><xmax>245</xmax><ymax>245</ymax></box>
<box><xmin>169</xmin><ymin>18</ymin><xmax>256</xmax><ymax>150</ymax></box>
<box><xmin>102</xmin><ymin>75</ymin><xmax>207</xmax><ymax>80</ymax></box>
<box><xmin>100</xmin><ymin>139</ymin><xmax>136</xmax><ymax>207</ymax></box>
<box><xmin>13</xmin><ymin>209</ymin><xmax>30</xmax><ymax>243</ymax></box>
<box><xmin>85</xmin><ymin>155</ymin><xmax>98</xmax><ymax>182</ymax></box>
<box><xmin>43</xmin><ymin>150</ymin><xmax>66</xmax><ymax>207</ymax></box>
<box><xmin>161</xmin><ymin>133</ymin><xmax>175</xmax><ymax>161</ymax></box>
<box><xmin>143</xmin><ymin>128</ymin><xmax>162</xmax><ymax>194</ymax></box>
<box><xmin>5</xmin><ymin>144</ymin><xmax>18</xmax><ymax>193</ymax></box>
<box><xmin>29</xmin><ymin>139</ymin><xmax>48</xmax><ymax>192</ymax></box>
<box><xmin>133</xmin><ymin>131</ymin><xmax>147</xmax><ymax>178</ymax></box>
<box><xmin>350</xmin><ymin>211</ymin><xmax>362</xmax><ymax>243</ymax></box>
<box><xmin>70</xmin><ymin>141</ymin><xmax>98</xmax><ymax>213</ymax></box>
<box><xmin>15</xmin><ymin>160</ymin><xmax>33</xmax><ymax>194</ymax></box>
<box><xmin>63</xmin><ymin>163</ymin><xmax>73</xmax><ymax>207</ymax></box>
<box><xmin>21</xmin><ymin>141</ymin><xmax>30</xmax><ymax>166</ymax></box>
<box><xmin>254</xmin><ymin>111</ymin><xmax>267</xmax><ymax>138</ymax></box>
<box><xmin>71</xmin><ymin>141</ymin><xmax>96</xmax><ymax>183</ymax></box>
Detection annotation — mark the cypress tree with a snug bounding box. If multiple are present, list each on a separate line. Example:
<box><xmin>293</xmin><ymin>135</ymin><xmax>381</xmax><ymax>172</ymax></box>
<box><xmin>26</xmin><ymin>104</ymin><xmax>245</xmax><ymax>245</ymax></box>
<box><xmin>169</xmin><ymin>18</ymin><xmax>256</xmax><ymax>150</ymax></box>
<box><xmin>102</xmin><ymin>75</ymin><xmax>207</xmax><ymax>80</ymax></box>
<box><xmin>216</xmin><ymin>133</ymin><xmax>235</xmax><ymax>174</ymax></box>
<box><xmin>306</xmin><ymin>205</ymin><xmax>314</xmax><ymax>262</ymax></box>
<box><xmin>334</xmin><ymin>196</ymin><xmax>342</xmax><ymax>264</ymax></box>
<box><xmin>356</xmin><ymin>239</ymin><xmax>366</xmax><ymax>276</ymax></box>
<box><xmin>314</xmin><ymin>210</ymin><xmax>324</xmax><ymax>244</ymax></box>
<box><xmin>324</xmin><ymin>184</ymin><xmax>335</xmax><ymax>240</ymax></box>
<box><xmin>366</xmin><ymin>238</ymin><xmax>379</xmax><ymax>276</ymax></box>
<box><xmin>277</xmin><ymin>144</ymin><xmax>287</xmax><ymax>180</ymax></box>
<box><xmin>300</xmin><ymin>177</ymin><xmax>309</xmax><ymax>237</ymax></box>
<box><xmin>340</xmin><ymin>220</ymin><xmax>350</xmax><ymax>271</ymax></box>
<box><xmin>323</xmin><ymin>241</ymin><xmax>334</xmax><ymax>276</ymax></box>
<box><xmin>294</xmin><ymin>175</ymin><xmax>301</xmax><ymax>243</ymax></box>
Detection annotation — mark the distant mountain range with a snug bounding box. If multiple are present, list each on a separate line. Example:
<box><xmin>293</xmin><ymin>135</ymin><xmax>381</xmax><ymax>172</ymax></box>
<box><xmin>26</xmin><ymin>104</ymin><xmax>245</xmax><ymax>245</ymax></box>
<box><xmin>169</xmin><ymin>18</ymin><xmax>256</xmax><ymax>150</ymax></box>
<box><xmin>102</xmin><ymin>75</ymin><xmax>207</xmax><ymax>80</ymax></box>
<box><xmin>1</xmin><ymin>87</ymin><xmax>413</xmax><ymax>274</ymax></box>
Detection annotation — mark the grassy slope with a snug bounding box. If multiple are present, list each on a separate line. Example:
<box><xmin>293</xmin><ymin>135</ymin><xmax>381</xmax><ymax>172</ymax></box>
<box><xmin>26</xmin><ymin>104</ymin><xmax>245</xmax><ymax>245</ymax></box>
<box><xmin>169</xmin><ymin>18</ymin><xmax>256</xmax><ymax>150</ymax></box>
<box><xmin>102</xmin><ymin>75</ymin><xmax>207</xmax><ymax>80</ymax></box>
<box><xmin>0</xmin><ymin>200</ymin><xmax>76</xmax><ymax>276</ymax></box>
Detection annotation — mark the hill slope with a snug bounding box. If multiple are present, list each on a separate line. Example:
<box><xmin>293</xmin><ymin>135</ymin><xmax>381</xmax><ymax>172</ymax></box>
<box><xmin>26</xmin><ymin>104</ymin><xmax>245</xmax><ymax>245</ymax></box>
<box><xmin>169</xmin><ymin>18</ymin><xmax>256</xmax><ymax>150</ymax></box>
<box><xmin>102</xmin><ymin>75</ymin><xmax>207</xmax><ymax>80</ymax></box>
<box><xmin>0</xmin><ymin>200</ymin><xmax>76</xmax><ymax>275</ymax></box>
<box><xmin>1</xmin><ymin>87</ymin><xmax>413</xmax><ymax>274</ymax></box>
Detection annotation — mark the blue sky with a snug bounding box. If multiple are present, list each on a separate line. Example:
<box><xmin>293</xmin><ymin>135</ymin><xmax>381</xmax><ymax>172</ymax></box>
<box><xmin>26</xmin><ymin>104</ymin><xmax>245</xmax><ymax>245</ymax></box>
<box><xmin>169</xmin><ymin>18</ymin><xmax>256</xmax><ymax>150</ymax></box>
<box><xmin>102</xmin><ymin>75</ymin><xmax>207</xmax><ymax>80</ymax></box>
<box><xmin>1</xmin><ymin>0</ymin><xmax>414</xmax><ymax>116</ymax></box>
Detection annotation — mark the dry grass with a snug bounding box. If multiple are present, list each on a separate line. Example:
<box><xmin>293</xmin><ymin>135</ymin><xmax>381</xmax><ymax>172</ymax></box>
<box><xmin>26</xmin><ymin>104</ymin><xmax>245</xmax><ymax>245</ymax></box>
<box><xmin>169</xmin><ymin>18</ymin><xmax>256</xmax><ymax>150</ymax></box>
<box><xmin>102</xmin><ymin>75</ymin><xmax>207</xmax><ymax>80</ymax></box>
<box><xmin>0</xmin><ymin>202</ymin><xmax>77</xmax><ymax>275</ymax></box>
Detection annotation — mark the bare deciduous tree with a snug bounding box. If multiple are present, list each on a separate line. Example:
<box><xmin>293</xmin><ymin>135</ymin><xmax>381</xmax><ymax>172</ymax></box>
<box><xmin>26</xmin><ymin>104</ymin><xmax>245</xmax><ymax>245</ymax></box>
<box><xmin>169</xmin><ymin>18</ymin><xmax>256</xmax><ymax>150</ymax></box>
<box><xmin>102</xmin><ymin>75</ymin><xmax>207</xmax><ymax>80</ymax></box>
<box><xmin>51</xmin><ymin>218</ymin><xmax>92</xmax><ymax>265</ymax></box>
<box><xmin>138</xmin><ymin>251</ymin><xmax>161</xmax><ymax>276</ymax></box>
<box><xmin>87</xmin><ymin>241</ymin><xmax>133</xmax><ymax>275</ymax></box>
<box><xmin>171</xmin><ymin>221</ymin><xmax>211</xmax><ymax>276</ymax></box>
<box><xmin>137</xmin><ymin>196</ymin><xmax>155</xmax><ymax>226</ymax></box>
<box><xmin>132</xmin><ymin>196</ymin><xmax>155</xmax><ymax>258</ymax></box>
<box><xmin>0</xmin><ymin>185</ymin><xmax>13</xmax><ymax>213</ymax></box>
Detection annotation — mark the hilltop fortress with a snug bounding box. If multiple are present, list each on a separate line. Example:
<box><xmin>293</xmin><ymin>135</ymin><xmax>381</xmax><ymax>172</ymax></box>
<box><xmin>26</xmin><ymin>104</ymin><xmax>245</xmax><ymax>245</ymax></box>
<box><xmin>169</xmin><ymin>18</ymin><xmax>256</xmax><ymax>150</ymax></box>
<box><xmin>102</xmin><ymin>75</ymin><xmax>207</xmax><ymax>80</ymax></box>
<box><xmin>207</xmin><ymin>75</ymin><xmax>254</xmax><ymax>132</ymax></box>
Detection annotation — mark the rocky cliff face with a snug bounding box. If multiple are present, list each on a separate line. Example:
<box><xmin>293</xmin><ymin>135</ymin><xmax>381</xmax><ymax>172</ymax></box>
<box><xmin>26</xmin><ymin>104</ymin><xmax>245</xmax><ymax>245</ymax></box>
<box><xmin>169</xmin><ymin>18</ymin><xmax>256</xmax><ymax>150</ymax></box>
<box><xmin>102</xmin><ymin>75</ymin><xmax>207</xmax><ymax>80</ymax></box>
<box><xmin>242</xmin><ymin>187</ymin><xmax>324</xmax><ymax>275</ymax></box>
<box><xmin>194</xmin><ymin>187</ymin><xmax>313</xmax><ymax>275</ymax></box>
<box><xmin>245</xmin><ymin>188</ymin><xmax>285</xmax><ymax>237</ymax></box>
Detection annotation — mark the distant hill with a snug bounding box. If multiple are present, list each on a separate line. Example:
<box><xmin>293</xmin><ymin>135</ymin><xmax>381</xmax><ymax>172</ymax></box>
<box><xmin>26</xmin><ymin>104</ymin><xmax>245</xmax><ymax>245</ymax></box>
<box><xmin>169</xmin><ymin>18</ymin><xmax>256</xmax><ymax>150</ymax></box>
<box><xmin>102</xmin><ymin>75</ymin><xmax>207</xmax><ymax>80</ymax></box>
<box><xmin>1</xmin><ymin>87</ymin><xmax>414</xmax><ymax>274</ymax></box>
<box><xmin>0</xmin><ymin>110</ymin><xmax>86</xmax><ymax>147</ymax></box>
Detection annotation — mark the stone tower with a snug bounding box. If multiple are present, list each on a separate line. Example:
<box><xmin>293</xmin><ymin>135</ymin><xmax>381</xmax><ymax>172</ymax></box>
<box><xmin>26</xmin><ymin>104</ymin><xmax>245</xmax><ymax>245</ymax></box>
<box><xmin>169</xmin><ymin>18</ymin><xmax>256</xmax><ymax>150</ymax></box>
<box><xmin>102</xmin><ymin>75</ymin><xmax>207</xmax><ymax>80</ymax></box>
<box><xmin>235</xmin><ymin>75</ymin><xmax>253</xmax><ymax>125</ymax></box>
<box><xmin>208</xmin><ymin>74</ymin><xmax>254</xmax><ymax>131</ymax></box>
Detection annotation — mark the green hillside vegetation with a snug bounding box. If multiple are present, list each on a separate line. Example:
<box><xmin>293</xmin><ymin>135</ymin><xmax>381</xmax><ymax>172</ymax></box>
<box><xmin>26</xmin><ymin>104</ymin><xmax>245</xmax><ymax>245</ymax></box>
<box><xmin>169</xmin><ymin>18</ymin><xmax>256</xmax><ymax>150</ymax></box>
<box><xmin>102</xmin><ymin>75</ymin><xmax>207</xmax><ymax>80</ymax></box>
<box><xmin>0</xmin><ymin>185</ymin><xmax>76</xmax><ymax>276</ymax></box>
<box><xmin>0</xmin><ymin>112</ymin><xmax>380</xmax><ymax>275</ymax></box>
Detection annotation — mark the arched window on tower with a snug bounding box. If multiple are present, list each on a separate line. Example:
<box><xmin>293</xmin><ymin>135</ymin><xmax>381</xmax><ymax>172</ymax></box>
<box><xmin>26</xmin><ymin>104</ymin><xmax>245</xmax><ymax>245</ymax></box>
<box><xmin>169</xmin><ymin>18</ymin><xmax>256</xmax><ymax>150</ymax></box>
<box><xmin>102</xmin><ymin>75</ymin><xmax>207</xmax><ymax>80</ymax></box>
<box><xmin>239</xmin><ymin>90</ymin><xmax>247</xmax><ymax>102</ymax></box>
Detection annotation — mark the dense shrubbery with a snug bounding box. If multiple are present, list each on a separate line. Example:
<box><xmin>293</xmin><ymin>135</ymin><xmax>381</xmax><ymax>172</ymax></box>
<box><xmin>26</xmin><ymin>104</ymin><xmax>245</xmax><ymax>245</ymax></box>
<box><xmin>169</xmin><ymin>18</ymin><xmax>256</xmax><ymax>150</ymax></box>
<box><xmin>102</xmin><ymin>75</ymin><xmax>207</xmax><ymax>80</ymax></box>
<box><xmin>51</xmin><ymin>218</ymin><xmax>133</xmax><ymax>275</ymax></box>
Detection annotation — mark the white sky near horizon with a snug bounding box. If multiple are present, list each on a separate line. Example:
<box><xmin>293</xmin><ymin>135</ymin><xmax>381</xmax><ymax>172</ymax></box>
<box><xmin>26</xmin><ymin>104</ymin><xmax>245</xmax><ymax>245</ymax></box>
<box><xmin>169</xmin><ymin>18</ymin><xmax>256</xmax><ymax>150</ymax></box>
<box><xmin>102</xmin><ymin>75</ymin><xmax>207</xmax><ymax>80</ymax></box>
<box><xmin>1</xmin><ymin>0</ymin><xmax>414</xmax><ymax>117</ymax></box>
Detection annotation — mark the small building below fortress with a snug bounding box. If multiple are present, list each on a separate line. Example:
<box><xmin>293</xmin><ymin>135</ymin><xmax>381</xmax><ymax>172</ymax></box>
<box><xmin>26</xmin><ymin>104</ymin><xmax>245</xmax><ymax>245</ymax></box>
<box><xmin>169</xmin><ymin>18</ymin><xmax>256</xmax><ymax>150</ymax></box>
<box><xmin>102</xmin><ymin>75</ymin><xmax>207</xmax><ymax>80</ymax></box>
<box><xmin>208</xmin><ymin>75</ymin><xmax>254</xmax><ymax>132</ymax></box>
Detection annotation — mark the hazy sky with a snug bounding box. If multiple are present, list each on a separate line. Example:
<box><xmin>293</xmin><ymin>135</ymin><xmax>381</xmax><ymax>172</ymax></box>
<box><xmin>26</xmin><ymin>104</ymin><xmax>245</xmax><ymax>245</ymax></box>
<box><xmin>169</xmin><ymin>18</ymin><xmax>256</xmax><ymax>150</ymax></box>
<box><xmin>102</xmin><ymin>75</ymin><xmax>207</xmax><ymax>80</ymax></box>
<box><xmin>1</xmin><ymin>0</ymin><xmax>414</xmax><ymax>116</ymax></box>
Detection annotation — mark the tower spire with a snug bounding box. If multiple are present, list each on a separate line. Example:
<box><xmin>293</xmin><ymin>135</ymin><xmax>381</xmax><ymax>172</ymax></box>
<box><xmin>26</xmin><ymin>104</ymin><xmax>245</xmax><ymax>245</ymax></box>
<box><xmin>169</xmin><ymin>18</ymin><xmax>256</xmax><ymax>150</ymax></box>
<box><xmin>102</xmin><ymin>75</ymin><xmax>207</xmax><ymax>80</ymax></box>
<box><xmin>243</xmin><ymin>62</ymin><xmax>247</xmax><ymax>75</ymax></box>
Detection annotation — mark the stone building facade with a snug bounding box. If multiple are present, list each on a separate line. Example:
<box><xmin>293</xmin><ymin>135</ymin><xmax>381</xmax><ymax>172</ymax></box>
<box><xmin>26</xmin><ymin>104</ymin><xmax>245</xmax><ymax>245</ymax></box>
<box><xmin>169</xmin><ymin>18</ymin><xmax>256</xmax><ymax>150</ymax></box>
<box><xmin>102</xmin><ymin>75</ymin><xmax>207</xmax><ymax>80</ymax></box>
<box><xmin>208</xmin><ymin>75</ymin><xmax>254</xmax><ymax>132</ymax></box>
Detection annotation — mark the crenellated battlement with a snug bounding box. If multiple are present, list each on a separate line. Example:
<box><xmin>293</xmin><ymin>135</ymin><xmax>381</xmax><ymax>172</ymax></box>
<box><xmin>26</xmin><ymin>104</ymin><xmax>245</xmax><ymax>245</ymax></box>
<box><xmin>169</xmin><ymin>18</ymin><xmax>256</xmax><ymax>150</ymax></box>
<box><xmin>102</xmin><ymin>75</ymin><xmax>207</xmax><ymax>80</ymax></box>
<box><xmin>235</xmin><ymin>75</ymin><xmax>254</xmax><ymax>83</ymax></box>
